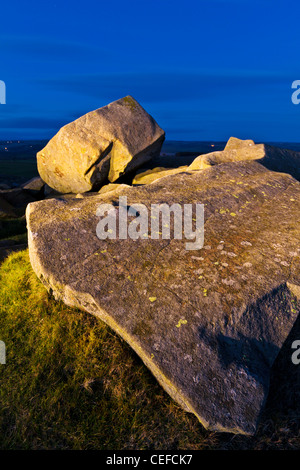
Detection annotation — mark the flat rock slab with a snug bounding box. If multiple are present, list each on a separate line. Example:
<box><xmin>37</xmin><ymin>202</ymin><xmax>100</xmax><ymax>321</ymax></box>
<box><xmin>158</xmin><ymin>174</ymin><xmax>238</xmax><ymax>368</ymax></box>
<box><xmin>26</xmin><ymin>161</ymin><xmax>300</xmax><ymax>435</ymax></box>
<box><xmin>132</xmin><ymin>166</ymin><xmax>188</xmax><ymax>185</ymax></box>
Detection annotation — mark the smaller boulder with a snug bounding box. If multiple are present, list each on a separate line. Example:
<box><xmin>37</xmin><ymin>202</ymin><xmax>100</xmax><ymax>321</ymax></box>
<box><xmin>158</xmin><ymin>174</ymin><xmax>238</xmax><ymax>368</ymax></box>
<box><xmin>132</xmin><ymin>166</ymin><xmax>189</xmax><ymax>185</ymax></box>
<box><xmin>188</xmin><ymin>137</ymin><xmax>300</xmax><ymax>180</ymax></box>
<box><xmin>98</xmin><ymin>183</ymin><xmax>131</xmax><ymax>195</ymax></box>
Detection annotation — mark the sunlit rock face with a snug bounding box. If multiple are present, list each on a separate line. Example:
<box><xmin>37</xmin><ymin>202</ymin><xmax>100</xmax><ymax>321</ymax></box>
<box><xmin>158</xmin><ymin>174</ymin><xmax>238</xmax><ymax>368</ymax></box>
<box><xmin>37</xmin><ymin>96</ymin><xmax>165</xmax><ymax>194</ymax></box>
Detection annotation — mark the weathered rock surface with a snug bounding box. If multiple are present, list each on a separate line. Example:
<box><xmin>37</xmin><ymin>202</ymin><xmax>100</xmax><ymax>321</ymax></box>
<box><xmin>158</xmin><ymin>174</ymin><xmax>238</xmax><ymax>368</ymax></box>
<box><xmin>26</xmin><ymin>161</ymin><xmax>300</xmax><ymax>435</ymax></box>
<box><xmin>132</xmin><ymin>166</ymin><xmax>189</xmax><ymax>185</ymax></box>
<box><xmin>98</xmin><ymin>183</ymin><xmax>131</xmax><ymax>195</ymax></box>
<box><xmin>37</xmin><ymin>96</ymin><xmax>165</xmax><ymax>194</ymax></box>
<box><xmin>189</xmin><ymin>137</ymin><xmax>300</xmax><ymax>180</ymax></box>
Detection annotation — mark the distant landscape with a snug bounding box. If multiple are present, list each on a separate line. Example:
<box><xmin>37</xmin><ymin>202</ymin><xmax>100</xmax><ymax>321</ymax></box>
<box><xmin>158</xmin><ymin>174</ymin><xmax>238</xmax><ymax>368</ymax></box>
<box><xmin>2</xmin><ymin>139</ymin><xmax>300</xmax><ymax>186</ymax></box>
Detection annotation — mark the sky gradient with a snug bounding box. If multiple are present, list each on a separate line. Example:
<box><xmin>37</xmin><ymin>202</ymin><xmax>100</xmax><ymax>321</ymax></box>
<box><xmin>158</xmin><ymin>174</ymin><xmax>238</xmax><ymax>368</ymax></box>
<box><xmin>1</xmin><ymin>0</ymin><xmax>300</xmax><ymax>142</ymax></box>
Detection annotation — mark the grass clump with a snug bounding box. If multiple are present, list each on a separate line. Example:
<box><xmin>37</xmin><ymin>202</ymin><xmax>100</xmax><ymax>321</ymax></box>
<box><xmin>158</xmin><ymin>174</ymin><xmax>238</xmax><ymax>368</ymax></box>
<box><xmin>0</xmin><ymin>250</ymin><xmax>299</xmax><ymax>450</ymax></box>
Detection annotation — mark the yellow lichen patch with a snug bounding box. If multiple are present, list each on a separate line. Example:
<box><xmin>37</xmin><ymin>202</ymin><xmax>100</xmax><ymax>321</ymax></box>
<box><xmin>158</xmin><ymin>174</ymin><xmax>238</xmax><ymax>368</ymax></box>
<box><xmin>203</xmin><ymin>288</ymin><xmax>208</xmax><ymax>297</ymax></box>
<box><xmin>100</xmin><ymin>249</ymin><xmax>107</xmax><ymax>253</ymax></box>
<box><xmin>176</xmin><ymin>319</ymin><xmax>187</xmax><ymax>328</ymax></box>
<box><xmin>230</xmin><ymin>213</ymin><xmax>236</xmax><ymax>217</ymax></box>
<box><xmin>122</xmin><ymin>95</ymin><xmax>138</xmax><ymax>111</ymax></box>
<box><xmin>219</xmin><ymin>208</ymin><xmax>229</xmax><ymax>214</ymax></box>
<box><xmin>149</xmin><ymin>297</ymin><xmax>157</xmax><ymax>302</ymax></box>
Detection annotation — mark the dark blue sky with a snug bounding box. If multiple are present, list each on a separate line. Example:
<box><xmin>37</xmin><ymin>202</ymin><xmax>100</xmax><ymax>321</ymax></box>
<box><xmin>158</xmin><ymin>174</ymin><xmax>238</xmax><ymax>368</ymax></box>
<box><xmin>1</xmin><ymin>0</ymin><xmax>300</xmax><ymax>142</ymax></box>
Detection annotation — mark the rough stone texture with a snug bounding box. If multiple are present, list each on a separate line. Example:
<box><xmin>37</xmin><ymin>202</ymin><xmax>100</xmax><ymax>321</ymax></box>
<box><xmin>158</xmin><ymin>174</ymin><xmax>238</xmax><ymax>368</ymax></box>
<box><xmin>98</xmin><ymin>183</ymin><xmax>131</xmax><ymax>195</ymax></box>
<box><xmin>189</xmin><ymin>137</ymin><xmax>300</xmax><ymax>180</ymax></box>
<box><xmin>189</xmin><ymin>151</ymin><xmax>226</xmax><ymax>170</ymax></box>
<box><xmin>132</xmin><ymin>166</ymin><xmax>189</xmax><ymax>185</ymax></box>
<box><xmin>26</xmin><ymin>161</ymin><xmax>300</xmax><ymax>435</ymax></box>
<box><xmin>37</xmin><ymin>96</ymin><xmax>165</xmax><ymax>194</ymax></box>
<box><xmin>0</xmin><ymin>242</ymin><xmax>27</xmax><ymax>263</ymax></box>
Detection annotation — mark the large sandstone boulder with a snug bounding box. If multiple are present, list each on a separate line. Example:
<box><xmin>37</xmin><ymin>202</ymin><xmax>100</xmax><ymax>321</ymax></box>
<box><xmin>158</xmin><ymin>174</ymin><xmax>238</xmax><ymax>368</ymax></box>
<box><xmin>189</xmin><ymin>137</ymin><xmax>300</xmax><ymax>180</ymax></box>
<box><xmin>26</xmin><ymin>161</ymin><xmax>300</xmax><ymax>435</ymax></box>
<box><xmin>37</xmin><ymin>96</ymin><xmax>165</xmax><ymax>194</ymax></box>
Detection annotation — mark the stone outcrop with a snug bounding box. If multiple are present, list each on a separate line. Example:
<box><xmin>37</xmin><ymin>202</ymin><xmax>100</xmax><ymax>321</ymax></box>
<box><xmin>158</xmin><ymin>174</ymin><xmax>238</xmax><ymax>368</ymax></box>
<box><xmin>98</xmin><ymin>183</ymin><xmax>131</xmax><ymax>195</ymax></box>
<box><xmin>26</xmin><ymin>161</ymin><xmax>300</xmax><ymax>435</ymax></box>
<box><xmin>189</xmin><ymin>137</ymin><xmax>300</xmax><ymax>180</ymax></box>
<box><xmin>37</xmin><ymin>96</ymin><xmax>165</xmax><ymax>194</ymax></box>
